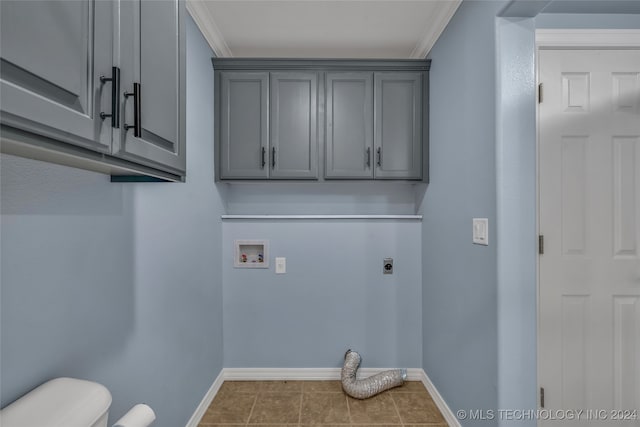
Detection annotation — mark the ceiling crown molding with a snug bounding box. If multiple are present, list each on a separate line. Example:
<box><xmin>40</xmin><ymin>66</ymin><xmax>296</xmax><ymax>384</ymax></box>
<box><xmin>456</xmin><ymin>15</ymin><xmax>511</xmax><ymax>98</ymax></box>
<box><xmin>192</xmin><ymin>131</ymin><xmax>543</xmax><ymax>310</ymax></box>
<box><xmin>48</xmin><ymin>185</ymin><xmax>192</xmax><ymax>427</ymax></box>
<box><xmin>410</xmin><ymin>0</ymin><xmax>461</xmax><ymax>58</ymax></box>
<box><xmin>186</xmin><ymin>0</ymin><xmax>233</xmax><ymax>57</ymax></box>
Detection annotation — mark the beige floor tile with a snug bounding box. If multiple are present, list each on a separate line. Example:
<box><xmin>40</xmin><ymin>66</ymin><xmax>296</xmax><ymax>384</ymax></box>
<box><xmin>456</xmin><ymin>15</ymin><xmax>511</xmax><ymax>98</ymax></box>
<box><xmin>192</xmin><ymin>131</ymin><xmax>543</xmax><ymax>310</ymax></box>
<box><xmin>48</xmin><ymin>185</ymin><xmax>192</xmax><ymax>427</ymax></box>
<box><xmin>260</xmin><ymin>380</ymin><xmax>304</xmax><ymax>393</ymax></box>
<box><xmin>198</xmin><ymin>424</ymin><xmax>245</xmax><ymax>427</ymax></box>
<box><xmin>218</xmin><ymin>381</ymin><xmax>262</xmax><ymax>394</ymax></box>
<box><xmin>302</xmin><ymin>380</ymin><xmax>344</xmax><ymax>393</ymax></box>
<box><xmin>248</xmin><ymin>392</ymin><xmax>302</xmax><ymax>424</ymax></box>
<box><xmin>390</xmin><ymin>381</ymin><xmax>428</xmax><ymax>393</ymax></box>
<box><xmin>300</xmin><ymin>392</ymin><xmax>350</xmax><ymax>424</ymax></box>
<box><xmin>404</xmin><ymin>424</ymin><xmax>448</xmax><ymax>427</ymax></box>
<box><xmin>300</xmin><ymin>425</ymin><xmax>354</xmax><ymax>427</ymax></box>
<box><xmin>199</xmin><ymin>380</ymin><xmax>447</xmax><ymax>427</ymax></box>
<box><xmin>392</xmin><ymin>392</ymin><xmax>446</xmax><ymax>424</ymax></box>
<box><xmin>200</xmin><ymin>393</ymin><xmax>255</xmax><ymax>424</ymax></box>
<box><xmin>347</xmin><ymin>393</ymin><xmax>402</xmax><ymax>424</ymax></box>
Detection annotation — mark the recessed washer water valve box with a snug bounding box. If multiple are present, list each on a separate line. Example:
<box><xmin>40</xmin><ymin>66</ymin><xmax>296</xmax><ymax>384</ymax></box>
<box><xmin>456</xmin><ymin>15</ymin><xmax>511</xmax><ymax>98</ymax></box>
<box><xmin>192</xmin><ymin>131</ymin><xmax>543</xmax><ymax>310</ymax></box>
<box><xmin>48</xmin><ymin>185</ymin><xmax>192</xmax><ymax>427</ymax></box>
<box><xmin>234</xmin><ymin>240</ymin><xmax>269</xmax><ymax>268</ymax></box>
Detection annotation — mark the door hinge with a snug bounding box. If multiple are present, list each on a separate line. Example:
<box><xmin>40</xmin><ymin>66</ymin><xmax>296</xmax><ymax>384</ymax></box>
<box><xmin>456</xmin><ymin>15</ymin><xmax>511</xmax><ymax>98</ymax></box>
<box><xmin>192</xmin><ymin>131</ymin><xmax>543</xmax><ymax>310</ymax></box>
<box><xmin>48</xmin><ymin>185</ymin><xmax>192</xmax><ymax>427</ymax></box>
<box><xmin>540</xmin><ymin>387</ymin><xmax>545</xmax><ymax>408</ymax></box>
<box><xmin>538</xmin><ymin>83</ymin><xmax>543</xmax><ymax>103</ymax></box>
<box><xmin>539</xmin><ymin>235</ymin><xmax>544</xmax><ymax>255</ymax></box>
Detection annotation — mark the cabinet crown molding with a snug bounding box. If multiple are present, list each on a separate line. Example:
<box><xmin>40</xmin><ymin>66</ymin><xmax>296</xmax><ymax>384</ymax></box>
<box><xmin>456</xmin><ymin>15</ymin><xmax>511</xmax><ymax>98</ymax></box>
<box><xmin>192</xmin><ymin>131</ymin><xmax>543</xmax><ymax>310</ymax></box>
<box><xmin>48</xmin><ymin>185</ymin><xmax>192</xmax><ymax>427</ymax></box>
<box><xmin>212</xmin><ymin>58</ymin><xmax>431</xmax><ymax>72</ymax></box>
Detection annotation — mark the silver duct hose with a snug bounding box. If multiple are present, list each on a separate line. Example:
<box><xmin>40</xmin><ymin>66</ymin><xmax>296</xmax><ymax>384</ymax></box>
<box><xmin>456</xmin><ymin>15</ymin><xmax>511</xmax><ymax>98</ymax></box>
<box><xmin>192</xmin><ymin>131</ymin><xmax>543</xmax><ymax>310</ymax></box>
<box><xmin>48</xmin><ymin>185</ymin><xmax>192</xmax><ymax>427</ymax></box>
<box><xmin>341</xmin><ymin>349</ymin><xmax>407</xmax><ymax>399</ymax></box>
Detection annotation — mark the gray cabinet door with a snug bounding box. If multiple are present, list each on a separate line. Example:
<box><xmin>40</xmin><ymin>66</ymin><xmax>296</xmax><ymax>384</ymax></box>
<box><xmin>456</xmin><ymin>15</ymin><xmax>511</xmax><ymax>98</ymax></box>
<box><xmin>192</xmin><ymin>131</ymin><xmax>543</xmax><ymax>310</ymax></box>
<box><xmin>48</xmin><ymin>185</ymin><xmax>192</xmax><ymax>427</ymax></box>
<box><xmin>270</xmin><ymin>72</ymin><xmax>318</xmax><ymax>179</ymax></box>
<box><xmin>374</xmin><ymin>72</ymin><xmax>423</xmax><ymax>179</ymax></box>
<box><xmin>116</xmin><ymin>0</ymin><xmax>186</xmax><ymax>174</ymax></box>
<box><xmin>0</xmin><ymin>0</ymin><xmax>113</xmax><ymax>152</ymax></box>
<box><xmin>218</xmin><ymin>72</ymin><xmax>269</xmax><ymax>179</ymax></box>
<box><xmin>325</xmin><ymin>72</ymin><xmax>374</xmax><ymax>179</ymax></box>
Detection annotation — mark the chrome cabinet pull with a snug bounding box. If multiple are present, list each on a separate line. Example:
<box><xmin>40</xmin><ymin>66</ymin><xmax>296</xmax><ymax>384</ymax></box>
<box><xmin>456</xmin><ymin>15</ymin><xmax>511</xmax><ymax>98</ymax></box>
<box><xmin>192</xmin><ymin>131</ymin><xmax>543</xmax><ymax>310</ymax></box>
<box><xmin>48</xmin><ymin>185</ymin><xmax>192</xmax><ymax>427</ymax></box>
<box><xmin>376</xmin><ymin>147</ymin><xmax>382</xmax><ymax>167</ymax></box>
<box><xmin>261</xmin><ymin>147</ymin><xmax>266</xmax><ymax>168</ymax></box>
<box><xmin>99</xmin><ymin>67</ymin><xmax>120</xmax><ymax>128</ymax></box>
<box><xmin>124</xmin><ymin>83</ymin><xmax>141</xmax><ymax>138</ymax></box>
<box><xmin>366</xmin><ymin>147</ymin><xmax>371</xmax><ymax>168</ymax></box>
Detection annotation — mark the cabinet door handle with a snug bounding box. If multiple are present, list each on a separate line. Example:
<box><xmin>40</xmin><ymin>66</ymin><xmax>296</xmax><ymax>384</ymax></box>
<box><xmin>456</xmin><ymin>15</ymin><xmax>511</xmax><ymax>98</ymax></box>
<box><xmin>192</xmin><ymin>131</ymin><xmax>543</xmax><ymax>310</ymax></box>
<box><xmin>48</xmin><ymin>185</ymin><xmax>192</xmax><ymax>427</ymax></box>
<box><xmin>99</xmin><ymin>67</ymin><xmax>120</xmax><ymax>128</ymax></box>
<box><xmin>261</xmin><ymin>147</ymin><xmax>266</xmax><ymax>168</ymax></box>
<box><xmin>124</xmin><ymin>83</ymin><xmax>141</xmax><ymax>138</ymax></box>
<box><xmin>376</xmin><ymin>147</ymin><xmax>382</xmax><ymax>167</ymax></box>
<box><xmin>272</xmin><ymin>147</ymin><xmax>276</xmax><ymax>169</ymax></box>
<box><xmin>366</xmin><ymin>147</ymin><xmax>371</xmax><ymax>168</ymax></box>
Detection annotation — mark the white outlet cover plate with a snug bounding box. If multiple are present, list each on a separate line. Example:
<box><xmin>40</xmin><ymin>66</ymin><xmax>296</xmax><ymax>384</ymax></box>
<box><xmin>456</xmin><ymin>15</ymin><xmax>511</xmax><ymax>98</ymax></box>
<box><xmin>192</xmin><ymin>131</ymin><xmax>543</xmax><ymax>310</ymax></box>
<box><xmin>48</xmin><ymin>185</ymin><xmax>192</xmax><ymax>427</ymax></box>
<box><xmin>275</xmin><ymin>257</ymin><xmax>286</xmax><ymax>274</ymax></box>
<box><xmin>473</xmin><ymin>218</ymin><xmax>489</xmax><ymax>245</ymax></box>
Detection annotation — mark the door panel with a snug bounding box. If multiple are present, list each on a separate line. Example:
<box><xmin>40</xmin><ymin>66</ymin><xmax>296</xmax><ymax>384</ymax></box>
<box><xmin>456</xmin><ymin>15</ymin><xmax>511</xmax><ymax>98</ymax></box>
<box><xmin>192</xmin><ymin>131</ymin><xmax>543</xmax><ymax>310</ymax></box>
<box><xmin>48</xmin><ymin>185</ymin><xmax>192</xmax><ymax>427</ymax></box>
<box><xmin>219</xmin><ymin>72</ymin><xmax>269</xmax><ymax>179</ymax></box>
<box><xmin>0</xmin><ymin>0</ymin><xmax>112</xmax><ymax>152</ymax></box>
<box><xmin>140</xmin><ymin>0</ymin><xmax>179</xmax><ymax>146</ymax></box>
<box><xmin>325</xmin><ymin>72</ymin><xmax>373</xmax><ymax>179</ymax></box>
<box><xmin>117</xmin><ymin>0</ymin><xmax>185</xmax><ymax>173</ymax></box>
<box><xmin>539</xmin><ymin>49</ymin><xmax>640</xmax><ymax>426</ymax></box>
<box><xmin>374</xmin><ymin>72</ymin><xmax>422</xmax><ymax>179</ymax></box>
<box><xmin>270</xmin><ymin>72</ymin><xmax>318</xmax><ymax>179</ymax></box>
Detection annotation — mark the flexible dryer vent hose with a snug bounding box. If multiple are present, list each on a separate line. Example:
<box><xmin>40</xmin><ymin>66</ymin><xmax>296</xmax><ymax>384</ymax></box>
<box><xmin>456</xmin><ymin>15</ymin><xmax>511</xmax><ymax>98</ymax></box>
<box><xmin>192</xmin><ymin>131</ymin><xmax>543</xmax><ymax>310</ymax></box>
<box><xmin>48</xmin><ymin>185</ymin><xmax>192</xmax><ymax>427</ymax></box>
<box><xmin>341</xmin><ymin>349</ymin><xmax>407</xmax><ymax>399</ymax></box>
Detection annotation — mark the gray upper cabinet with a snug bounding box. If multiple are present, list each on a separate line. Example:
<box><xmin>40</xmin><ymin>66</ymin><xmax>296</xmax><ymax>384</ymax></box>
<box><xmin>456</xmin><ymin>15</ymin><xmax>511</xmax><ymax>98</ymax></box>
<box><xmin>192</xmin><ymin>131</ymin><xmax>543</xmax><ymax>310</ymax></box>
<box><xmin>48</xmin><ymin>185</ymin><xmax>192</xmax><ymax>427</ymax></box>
<box><xmin>0</xmin><ymin>0</ymin><xmax>113</xmax><ymax>153</ymax></box>
<box><xmin>219</xmin><ymin>72</ymin><xmax>269</xmax><ymax>179</ymax></box>
<box><xmin>374</xmin><ymin>72</ymin><xmax>423</xmax><ymax>180</ymax></box>
<box><xmin>270</xmin><ymin>72</ymin><xmax>318</xmax><ymax>179</ymax></box>
<box><xmin>213</xmin><ymin>58</ymin><xmax>429</xmax><ymax>182</ymax></box>
<box><xmin>115</xmin><ymin>0</ymin><xmax>186</xmax><ymax>174</ymax></box>
<box><xmin>325</xmin><ymin>72</ymin><xmax>374</xmax><ymax>179</ymax></box>
<box><xmin>0</xmin><ymin>0</ymin><xmax>186</xmax><ymax>181</ymax></box>
<box><xmin>214</xmin><ymin>67</ymin><xmax>319</xmax><ymax>180</ymax></box>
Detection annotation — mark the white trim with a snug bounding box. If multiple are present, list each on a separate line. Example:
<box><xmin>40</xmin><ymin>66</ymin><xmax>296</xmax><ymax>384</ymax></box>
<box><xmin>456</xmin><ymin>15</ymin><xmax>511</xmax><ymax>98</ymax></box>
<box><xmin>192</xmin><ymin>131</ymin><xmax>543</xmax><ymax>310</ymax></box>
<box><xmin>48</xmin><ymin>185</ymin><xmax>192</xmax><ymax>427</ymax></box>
<box><xmin>536</xmin><ymin>29</ymin><xmax>640</xmax><ymax>48</ymax></box>
<box><xmin>535</xmin><ymin>32</ymin><xmax>640</xmax><ymax>427</ymax></box>
<box><xmin>186</xmin><ymin>0</ymin><xmax>233</xmax><ymax>57</ymax></box>
<box><xmin>410</xmin><ymin>0</ymin><xmax>462</xmax><ymax>58</ymax></box>
<box><xmin>187</xmin><ymin>368</ymin><xmax>456</xmax><ymax>426</ymax></box>
<box><xmin>184</xmin><ymin>370</ymin><xmax>225</xmax><ymax>427</ymax></box>
<box><xmin>221</xmin><ymin>214</ymin><xmax>423</xmax><ymax>220</ymax></box>
<box><xmin>222</xmin><ymin>367</ymin><xmax>425</xmax><ymax>381</ymax></box>
<box><xmin>420</xmin><ymin>370</ymin><xmax>461</xmax><ymax>427</ymax></box>
<box><xmin>224</xmin><ymin>367</ymin><xmax>341</xmax><ymax>380</ymax></box>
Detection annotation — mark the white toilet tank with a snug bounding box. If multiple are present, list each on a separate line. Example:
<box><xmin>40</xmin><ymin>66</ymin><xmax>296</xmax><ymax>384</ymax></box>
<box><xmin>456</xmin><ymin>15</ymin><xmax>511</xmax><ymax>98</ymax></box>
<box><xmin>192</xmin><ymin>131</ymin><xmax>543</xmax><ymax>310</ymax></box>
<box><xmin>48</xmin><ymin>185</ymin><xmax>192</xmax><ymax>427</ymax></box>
<box><xmin>0</xmin><ymin>377</ymin><xmax>112</xmax><ymax>427</ymax></box>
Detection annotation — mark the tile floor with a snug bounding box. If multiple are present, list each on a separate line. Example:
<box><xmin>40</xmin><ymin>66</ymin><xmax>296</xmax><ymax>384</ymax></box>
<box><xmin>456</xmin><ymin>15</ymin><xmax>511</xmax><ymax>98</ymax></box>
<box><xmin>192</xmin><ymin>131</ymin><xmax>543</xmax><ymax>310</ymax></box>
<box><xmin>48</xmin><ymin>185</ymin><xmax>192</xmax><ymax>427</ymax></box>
<box><xmin>198</xmin><ymin>380</ymin><xmax>448</xmax><ymax>426</ymax></box>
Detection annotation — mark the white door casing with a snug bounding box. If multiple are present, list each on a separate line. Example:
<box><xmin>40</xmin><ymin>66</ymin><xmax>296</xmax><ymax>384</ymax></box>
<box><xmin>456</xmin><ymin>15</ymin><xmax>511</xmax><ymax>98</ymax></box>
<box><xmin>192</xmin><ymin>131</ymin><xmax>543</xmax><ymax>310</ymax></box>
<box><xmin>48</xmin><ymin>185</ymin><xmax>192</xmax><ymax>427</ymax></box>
<box><xmin>538</xmin><ymin>47</ymin><xmax>640</xmax><ymax>427</ymax></box>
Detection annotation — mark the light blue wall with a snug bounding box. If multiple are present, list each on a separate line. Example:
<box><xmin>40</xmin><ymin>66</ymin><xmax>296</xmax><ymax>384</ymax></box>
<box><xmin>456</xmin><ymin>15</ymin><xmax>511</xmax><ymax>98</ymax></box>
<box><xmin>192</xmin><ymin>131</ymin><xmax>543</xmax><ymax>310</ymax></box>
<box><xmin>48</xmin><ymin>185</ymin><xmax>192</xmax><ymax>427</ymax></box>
<box><xmin>0</xmin><ymin>156</ymin><xmax>137</xmax><ymax>407</ymax></box>
<box><xmin>421</xmin><ymin>1</ymin><xmax>504</xmax><ymax>425</ymax></box>
<box><xmin>495</xmin><ymin>16</ymin><xmax>537</xmax><ymax>427</ymax></box>
<box><xmin>222</xmin><ymin>219</ymin><xmax>422</xmax><ymax>368</ymax></box>
<box><xmin>225</xmin><ymin>182</ymin><xmax>418</xmax><ymax>215</ymax></box>
<box><xmin>0</xmin><ymin>16</ymin><xmax>224</xmax><ymax>427</ymax></box>
<box><xmin>423</xmin><ymin>1</ymin><xmax>639</xmax><ymax>425</ymax></box>
<box><xmin>494</xmin><ymin>11</ymin><xmax>639</xmax><ymax>427</ymax></box>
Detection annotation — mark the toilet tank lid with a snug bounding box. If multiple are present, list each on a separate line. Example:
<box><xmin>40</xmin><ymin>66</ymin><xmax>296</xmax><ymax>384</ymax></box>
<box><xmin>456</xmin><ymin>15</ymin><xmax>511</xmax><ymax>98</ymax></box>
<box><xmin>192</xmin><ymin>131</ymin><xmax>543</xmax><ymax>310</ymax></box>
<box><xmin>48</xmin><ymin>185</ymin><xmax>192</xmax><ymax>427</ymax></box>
<box><xmin>0</xmin><ymin>377</ymin><xmax>112</xmax><ymax>427</ymax></box>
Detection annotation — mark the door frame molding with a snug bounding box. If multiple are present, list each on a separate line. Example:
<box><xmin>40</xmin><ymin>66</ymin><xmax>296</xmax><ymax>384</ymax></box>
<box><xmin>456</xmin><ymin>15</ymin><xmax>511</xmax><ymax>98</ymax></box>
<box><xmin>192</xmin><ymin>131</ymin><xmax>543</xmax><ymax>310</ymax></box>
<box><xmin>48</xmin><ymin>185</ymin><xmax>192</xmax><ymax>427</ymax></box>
<box><xmin>536</xmin><ymin>29</ymin><xmax>640</xmax><ymax>48</ymax></box>
<box><xmin>535</xmin><ymin>29</ymin><xmax>640</xmax><ymax>425</ymax></box>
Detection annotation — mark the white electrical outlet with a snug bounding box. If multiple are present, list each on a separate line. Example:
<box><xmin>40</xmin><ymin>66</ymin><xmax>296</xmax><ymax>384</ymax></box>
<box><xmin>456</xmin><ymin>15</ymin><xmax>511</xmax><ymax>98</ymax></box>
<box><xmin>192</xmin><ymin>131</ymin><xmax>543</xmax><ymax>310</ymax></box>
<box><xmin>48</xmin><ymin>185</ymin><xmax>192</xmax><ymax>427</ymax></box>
<box><xmin>275</xmin><ymin>257</ymin><xmax>286</xmax><ymax>274</ymax></box>
<box><xmin>473</xmin><ymin>218</ymin><xmax>489</xmax><ymax>245</ymax></box>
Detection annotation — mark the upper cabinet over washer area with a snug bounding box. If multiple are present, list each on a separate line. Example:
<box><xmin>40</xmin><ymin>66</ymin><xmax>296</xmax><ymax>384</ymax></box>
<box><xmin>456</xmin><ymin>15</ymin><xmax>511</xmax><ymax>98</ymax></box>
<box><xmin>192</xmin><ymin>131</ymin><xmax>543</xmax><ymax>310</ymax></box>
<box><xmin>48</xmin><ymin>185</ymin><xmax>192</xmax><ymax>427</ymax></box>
<box><xmin>212</xmin><ymin>59</ymin><xmax>430</xmax><ymax>182</ymax></box>
<box><xmin>0</xmin><ymin>0</ymin><xmax>186</xmax><ymax>182</ymax></box>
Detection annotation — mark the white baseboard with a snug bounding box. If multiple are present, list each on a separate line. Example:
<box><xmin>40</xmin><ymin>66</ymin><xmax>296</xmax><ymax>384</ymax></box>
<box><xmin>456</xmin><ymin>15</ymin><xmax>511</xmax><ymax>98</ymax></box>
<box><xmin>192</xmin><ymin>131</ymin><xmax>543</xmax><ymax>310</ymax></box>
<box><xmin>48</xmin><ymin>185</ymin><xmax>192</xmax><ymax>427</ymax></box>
<box><xmin>184</xmin><ymin>370</ymin><xmax>224</xmax><ymax>427</ymax></box>
<box><xmin>223</xmin><ymin>367</ymin><xmax>425</xmax><ymax>381</ymax></box>
<box><xmin>187</xmin><ymin>368</ymin><xmax>457</xmax><ymax>427</ymax></box>
<box><xmin>419</xmin><ymin>370</ymin><xmax>461</xmax><ymax>427</ymax></box>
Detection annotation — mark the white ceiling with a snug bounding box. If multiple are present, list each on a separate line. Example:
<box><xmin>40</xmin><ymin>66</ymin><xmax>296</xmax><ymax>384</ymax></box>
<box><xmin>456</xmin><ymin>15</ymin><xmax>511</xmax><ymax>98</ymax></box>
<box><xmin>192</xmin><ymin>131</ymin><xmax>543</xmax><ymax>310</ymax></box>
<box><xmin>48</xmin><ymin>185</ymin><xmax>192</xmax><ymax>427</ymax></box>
<box><xmin>187</xmin><ymin>0</ymin><xmax>462</xmax><ymax>58</ymax></box>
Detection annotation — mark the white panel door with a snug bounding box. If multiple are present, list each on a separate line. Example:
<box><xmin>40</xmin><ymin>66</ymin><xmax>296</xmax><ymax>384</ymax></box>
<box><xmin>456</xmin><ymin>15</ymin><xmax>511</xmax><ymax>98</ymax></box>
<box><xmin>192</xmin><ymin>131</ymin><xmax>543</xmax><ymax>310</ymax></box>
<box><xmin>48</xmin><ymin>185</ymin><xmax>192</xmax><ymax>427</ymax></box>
<box><xmin>539</xmin><ymin>49</ymin><xmax>640</xmax><ymax>426</ymax></box>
